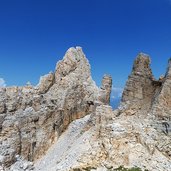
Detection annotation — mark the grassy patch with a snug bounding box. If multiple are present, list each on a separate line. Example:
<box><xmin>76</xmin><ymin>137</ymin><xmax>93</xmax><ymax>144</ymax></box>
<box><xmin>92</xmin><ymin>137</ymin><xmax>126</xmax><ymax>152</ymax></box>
<box><xmin>113</xmin><ymin>166</ymin><xmax>147</xmax><ymax>171</ymax></box>
<box><xmin>73</xmin><ymin>166</ymin><xmax>148</xmax><ymax>171</ymax></box>
<box><xmin>73</xmin><ymin>167</ymin><xmax>96</xmax><ymax>171</ymax></box>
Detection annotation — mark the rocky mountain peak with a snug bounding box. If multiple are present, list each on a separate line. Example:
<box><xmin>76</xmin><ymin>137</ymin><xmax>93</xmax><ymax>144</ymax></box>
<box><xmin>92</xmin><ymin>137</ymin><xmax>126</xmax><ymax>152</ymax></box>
<box><xmin>55</xmin><ymin>47</ymin><xmax>91</xmax><ymax>83</ymax></box>
<box><xmin>121</xmin><ymin>53</ymin><xmax>156</xmax><ymax>113</ymax></box>
<box><xmin>1</xmin><ymin>49</ymin><xmax>171</xmax><ymax>171</ymax></box>
<box><xmin>132</xmin><ymin>53</ymin><xmax>153</xmax><ymax>78</ymax></box>
<box><xmin>0</xmin><ymin>47</ymin><xmax>112</xmax><ymax>170</ymax></box>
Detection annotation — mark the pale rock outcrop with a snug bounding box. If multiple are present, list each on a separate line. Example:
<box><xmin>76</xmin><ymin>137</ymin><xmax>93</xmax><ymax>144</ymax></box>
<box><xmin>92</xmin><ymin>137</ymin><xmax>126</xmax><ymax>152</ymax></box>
<box><xmin>151</xmin><ymin>59</ymin><xmax>171</xmax><ymax>120</ymax></box>
<box><xmin>99</xmin><ymin>75</ymin><xmax>112</xmax><ymax>105</ymax></box>
<box><xmin>0</xmin><ymin>47</ymin><xmax>103</xmax><ymax>170</ymax></box>
<box><xmin>0</xmin><ymin>102</ymin><xmax>5</xmax><ymax>114</ymax></box>
<box><xmin>118</xmin><ymin>53</ymin><xmax>171</xmax><ymax>163</ymax></box>
<box><xmin>36</xmin><ymin>72</ymin><xmax>54</xmax><ymax>94</ymax></box>
<box><xmin>34</xmin><ymin>105</ymin><xmax>171</xmax><ymax>171</ymax></box>
<box><xmin>148</xmin><ymin>59</ymin><xmax>171</xmax><ymax>159</ymax></box>
<box><xmin>1</xmin><ymin>49</ymin><xmax>171</xmax><ymax>171</ymax></box>
<box><xmin>121</xmin><ymin>53</ymin><xmax>162</xmax><ymax>113</ymax></box>
<box><xmin>33</xmin><ymin>53</ymin><xmax>171</xmax><ymax>171</ymax></box>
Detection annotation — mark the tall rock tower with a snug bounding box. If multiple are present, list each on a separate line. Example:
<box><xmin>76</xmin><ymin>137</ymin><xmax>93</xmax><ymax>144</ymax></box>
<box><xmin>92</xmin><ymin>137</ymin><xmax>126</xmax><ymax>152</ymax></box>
<box><xmin>121</xmin><ymin>53</ymin><xmax>157</xmax><ymax>112</ymax></box>
<box><xmin>99</xmin><ymin>75</ymin><xmax>112</xmax><ymax>105</ymax></box>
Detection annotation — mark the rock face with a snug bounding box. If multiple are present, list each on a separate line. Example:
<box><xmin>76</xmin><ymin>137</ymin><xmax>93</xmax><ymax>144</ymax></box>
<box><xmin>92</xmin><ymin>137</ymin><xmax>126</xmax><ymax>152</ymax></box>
<box><xmin>35</xmin><ymin>53</ymin><xmax>171</xmax><ymax>171</ymax></box>
<box><xmin>1</xmin><ymin>49</ymin><xmax>171</xmax><ymax>171</ymax></box>
<box><xmin>0</xmin><ymin>47</ymin><xmax>107</xmax><ymax>170</ymax></box>
<box><xmin>36</xmin><ymin>72</ymin><xmax>54</xmax><ymax>94</ymax></box>
<box><xmin>33</xmin><ymin>105</ymin><xmax>171</xmax><ymax>171</ymax></box>
<box><xmin>151</xmin><ymin>59</ymin><xmax>171</xmax><ymax>120</ymax></box>
<box><xmin>120</xmin><ymin>54</ymin><xmax>171</xmax><ymax>167</ymax></box>
<box><xmin>121</xmin><ymin>53</ymin><xmax>162</xmax><ymax>113</ymax></box>
<box><xmin>99</xmin><ymin>75</ymin><xmax>112</xmax><ymax>105</ymax></box>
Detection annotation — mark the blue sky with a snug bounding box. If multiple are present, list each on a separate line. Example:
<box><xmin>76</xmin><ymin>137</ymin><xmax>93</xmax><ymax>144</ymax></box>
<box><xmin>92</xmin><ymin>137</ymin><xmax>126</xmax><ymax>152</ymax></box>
<box><xmin>0</xmin><ymin>0</ymin><xmax>171</xmax><ymax>100</ymax></box>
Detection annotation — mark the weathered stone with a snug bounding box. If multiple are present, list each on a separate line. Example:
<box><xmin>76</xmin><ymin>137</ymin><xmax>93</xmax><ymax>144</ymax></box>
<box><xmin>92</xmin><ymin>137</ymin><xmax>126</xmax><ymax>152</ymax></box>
<box><xmin>151</xmin><ymin>59</ymin><xmax>171</xmax><ymax>120</ymax></box>
<box><xmin>33</xmin><ymin>105</ymin><xmax>171</xmax><ymax>171</ymax></box>
<box><xmin>99</xmin><ymin>75</ymin><xmax>112</xmax><ymax>105</ymax></box>
<box><xmin>2</xmin><ymin>49</ymin><xmax>171</xmax><ymax>171</ymax></box>
<box><xmin>0</xmin><ymin>101</ymin><xmax>5</xmax><ymax>113</ymax></box>
<box><xmin>121</xmin><ymin>53</ymin><xmax>161</xmax><ymax>112</ymax></box>
<box><xmin>0</xmin><ymin>47</ymin><xmax>108</xmax><ymax>170</ymax></box>
<box><xmin>37</xmin><ymin>72</ymin><xmax>54</xmax><ymax>94</ymax></box>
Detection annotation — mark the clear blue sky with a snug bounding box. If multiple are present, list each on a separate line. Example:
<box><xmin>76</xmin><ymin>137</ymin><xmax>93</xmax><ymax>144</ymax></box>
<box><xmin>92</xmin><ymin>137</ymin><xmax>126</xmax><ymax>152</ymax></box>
<box><xmin>0</xmin><ymin>0</ymin><xmax>171</xmax><ymax>89</ymax></box>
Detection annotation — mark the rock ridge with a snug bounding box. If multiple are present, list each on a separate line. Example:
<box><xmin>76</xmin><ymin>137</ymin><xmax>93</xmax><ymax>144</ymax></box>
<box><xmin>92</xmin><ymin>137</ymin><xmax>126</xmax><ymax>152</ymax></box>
<box><xmin>1</xmin><ymin>49</ymin><xmax>171</xmax><ymax>171</ymax></box>
<box><xmin>0</xmin><ymin>47</ymin><xmax>112</xmax><ymax>170</ymax></box>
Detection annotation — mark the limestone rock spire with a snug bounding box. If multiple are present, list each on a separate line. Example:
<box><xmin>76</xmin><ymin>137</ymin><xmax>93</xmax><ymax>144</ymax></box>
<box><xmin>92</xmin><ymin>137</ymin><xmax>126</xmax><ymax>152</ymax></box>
<box><xmin>99</xmin><ymin>75</ymin><xmax>112</xmax><ymax>105</ymax></box>
<box><xmin>0</xmin><ymin>47</ymin><xmax>99</xmax><ymax>168</ymax></box>
<box><xmin>121</xmin><ymin>53</ymin><xmax>156</xmax><ymax>112</ymax></box>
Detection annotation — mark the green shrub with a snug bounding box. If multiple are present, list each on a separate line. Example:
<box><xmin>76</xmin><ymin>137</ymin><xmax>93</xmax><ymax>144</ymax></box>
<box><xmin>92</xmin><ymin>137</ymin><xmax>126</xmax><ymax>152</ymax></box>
<box><xmin>73</xmin><ymin>166</ymin><xmax>148</xmax><ymax>171</ymax></box>
<box><xmin>73</xmin><ymin>166</ymin><xmax>96</xmax><ymax>171</ymax></box>
<box><xmin>113</xmin><ymin>166</ymin><xmax>145</xmax><ymax>171</ymax></box>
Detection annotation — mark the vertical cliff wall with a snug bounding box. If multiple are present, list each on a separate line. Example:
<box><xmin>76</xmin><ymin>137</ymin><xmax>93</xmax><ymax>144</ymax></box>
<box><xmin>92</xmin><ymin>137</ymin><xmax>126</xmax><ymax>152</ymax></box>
<box><xmin>151</xmin><ymin>59</ymin><xmax>171</xmax><ymax>120</ymax></box>
<box><xmin>121</xmin><ymin>53</ymin><xmax>162</xmax><ymax>113</ymax></box>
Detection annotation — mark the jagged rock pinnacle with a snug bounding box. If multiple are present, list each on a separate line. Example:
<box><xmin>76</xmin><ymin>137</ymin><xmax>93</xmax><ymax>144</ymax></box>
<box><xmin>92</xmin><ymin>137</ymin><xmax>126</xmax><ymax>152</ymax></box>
<box><xmin>132</xmin><ymin>53</ymin><xmax>153</xmax><ymax>78</ymax></box>
<box><xmin>0</xmin><ymin>47</ymin><xmax>112</xmax><ymax>169</ymax></box>
<box><xmin>99</xmin><ymin>75</ymin><xmax>112</xmax><ymax>105</ymax></box>
<box><xmin>121</xmin><ymin>53</ymin><xmax>156</xmax><ymax>112</ymax></box>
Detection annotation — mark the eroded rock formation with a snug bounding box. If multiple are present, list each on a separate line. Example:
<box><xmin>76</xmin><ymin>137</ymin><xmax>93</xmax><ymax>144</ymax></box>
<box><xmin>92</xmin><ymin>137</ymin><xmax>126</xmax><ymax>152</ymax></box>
<box><xmin>0</xmin><ymin>47</ymin><xmax>111</xmax><ymax>170</ymax></box>
<box><xmin>121</xmin><ymin>53</ymin><xmax>159</xmax><ymax>113</ymax></box>
<box><xmin>151</xmin><ymin>59</ymin><xmax>171</xmax><ymax>120</ymax></box>
<box><xmin>99</xmin><ymin>75</ymin><xmax>112</xmax><ymax>105</ymax></box>
<box><xmin>1</xmin><ymin>49</ymin><xmax>171</xmax><ymax>171</ymax></box>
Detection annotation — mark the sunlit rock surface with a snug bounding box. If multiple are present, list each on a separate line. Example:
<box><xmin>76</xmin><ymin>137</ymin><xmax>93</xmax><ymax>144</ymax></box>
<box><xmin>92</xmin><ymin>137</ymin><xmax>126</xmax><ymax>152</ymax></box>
<box><xmin>1</xmin><ymin>49</ymin><xmax>171</xmax><ymax>171</ymax></box>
